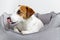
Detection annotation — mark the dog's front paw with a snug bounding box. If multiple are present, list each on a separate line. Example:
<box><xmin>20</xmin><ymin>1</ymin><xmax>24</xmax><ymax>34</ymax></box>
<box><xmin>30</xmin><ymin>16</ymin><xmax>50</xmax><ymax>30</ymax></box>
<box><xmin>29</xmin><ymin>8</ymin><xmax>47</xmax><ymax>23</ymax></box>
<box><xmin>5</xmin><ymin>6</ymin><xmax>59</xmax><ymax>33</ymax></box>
<box><xmin>21</xmin><ymin>31</ymin><xmax>32</xmax><ymax>34</ymax></box>
<box><xmin>14</xmin><ymin>28</ymin><xmax>20</xmax><ymax>33</ymax></box>
<box><xmin>21</xmin><ymin>31</ymin><xmax>29</xmax><ymax>34</ymax></box>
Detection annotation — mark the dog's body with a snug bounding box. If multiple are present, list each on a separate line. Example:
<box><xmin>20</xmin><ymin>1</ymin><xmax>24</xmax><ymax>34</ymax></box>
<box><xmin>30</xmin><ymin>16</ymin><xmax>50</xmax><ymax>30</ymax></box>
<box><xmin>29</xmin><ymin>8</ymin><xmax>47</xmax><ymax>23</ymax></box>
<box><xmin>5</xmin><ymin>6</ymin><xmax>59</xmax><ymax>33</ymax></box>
<box><xmin>20</xmin><ymin>14</ymin><xmax>44</xmax><ymax>34</ymax></box>
<box><xmin>10</xmin><ymin>5</ymin><xmax>44</xmax><ymax>34</ymax></box>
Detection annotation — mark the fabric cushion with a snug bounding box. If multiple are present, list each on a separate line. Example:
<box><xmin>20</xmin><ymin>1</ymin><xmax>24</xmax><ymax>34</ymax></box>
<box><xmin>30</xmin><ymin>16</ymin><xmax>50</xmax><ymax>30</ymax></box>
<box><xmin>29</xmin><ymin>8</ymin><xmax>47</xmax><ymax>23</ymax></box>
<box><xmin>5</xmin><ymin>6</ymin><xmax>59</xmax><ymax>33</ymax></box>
<box><xmin>35</xmin><ymin>12</ymin><xmax>57</xmax><ymax>24</ymax></box>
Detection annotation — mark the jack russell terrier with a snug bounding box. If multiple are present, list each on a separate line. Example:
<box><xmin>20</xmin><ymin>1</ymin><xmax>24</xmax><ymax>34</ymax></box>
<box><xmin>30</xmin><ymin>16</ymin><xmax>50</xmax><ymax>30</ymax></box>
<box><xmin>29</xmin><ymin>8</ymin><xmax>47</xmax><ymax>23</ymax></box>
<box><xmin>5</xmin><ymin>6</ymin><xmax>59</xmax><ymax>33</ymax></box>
<box><xmin>10</xmin><ymin>5</ymin><xmax>44</xmax><ymax>34</ymax></box>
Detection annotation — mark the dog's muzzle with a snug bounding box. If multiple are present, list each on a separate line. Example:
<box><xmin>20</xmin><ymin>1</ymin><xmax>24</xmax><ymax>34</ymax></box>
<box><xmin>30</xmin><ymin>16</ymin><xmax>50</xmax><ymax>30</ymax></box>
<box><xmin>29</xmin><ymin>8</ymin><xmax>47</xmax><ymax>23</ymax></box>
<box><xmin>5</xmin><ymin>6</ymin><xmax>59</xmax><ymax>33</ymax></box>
<box><xmin>10</xmin><ymin>14</ymin><xmax>23</xmax><ymax>22</ymax></box>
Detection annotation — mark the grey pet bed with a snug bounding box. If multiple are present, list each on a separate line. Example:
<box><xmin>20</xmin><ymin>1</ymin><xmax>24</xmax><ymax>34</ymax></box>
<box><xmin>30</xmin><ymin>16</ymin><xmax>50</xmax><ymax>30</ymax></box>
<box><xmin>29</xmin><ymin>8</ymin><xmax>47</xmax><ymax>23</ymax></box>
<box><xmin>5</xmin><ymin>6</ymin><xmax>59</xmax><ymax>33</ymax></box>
<box><xmin>0</xmin><ymin>12</ymin><xmax>60</xmax><ymax>40</ymax></box>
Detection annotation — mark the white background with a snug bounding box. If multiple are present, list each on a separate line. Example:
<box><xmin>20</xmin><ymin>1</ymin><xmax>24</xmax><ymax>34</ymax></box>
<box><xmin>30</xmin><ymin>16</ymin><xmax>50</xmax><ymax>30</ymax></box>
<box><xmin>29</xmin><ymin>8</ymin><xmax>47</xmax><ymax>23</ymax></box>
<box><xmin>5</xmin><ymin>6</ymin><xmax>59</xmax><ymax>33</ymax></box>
<box><xmin>0</xmin><ymin>0</ymin><xmax>60</xmax><ymax>16</ymax></box>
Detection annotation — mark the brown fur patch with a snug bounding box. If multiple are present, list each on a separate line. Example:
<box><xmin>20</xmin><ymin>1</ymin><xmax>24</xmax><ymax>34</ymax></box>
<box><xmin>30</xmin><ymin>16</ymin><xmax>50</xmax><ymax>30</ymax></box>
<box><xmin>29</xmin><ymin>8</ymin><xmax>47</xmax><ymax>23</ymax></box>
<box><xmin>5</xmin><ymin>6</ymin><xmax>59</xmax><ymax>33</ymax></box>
<box><xmin>17</xmin><ymin>5</ymin><xmax>35</xmax><ymax>19</ymax></box>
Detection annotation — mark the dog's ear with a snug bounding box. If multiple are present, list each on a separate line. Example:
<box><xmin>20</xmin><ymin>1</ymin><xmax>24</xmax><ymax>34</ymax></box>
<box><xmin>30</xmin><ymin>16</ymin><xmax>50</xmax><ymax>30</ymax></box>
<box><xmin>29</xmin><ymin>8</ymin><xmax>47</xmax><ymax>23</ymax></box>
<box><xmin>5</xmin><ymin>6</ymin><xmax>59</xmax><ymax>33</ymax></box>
<box><xmin>26</xmin><ymin>6</ymin><xmax>35</xmax><ymax>18</ymax></box>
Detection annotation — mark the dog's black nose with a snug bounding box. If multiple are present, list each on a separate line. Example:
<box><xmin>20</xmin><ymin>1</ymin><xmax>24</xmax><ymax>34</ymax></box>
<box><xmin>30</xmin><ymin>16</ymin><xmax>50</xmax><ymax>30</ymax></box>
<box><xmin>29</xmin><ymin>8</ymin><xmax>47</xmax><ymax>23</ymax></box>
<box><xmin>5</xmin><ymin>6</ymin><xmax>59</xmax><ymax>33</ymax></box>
<box><xmin>17</xmin><ymin>10</ymin><xmax>20</xmax><ymax>14</ymax></box>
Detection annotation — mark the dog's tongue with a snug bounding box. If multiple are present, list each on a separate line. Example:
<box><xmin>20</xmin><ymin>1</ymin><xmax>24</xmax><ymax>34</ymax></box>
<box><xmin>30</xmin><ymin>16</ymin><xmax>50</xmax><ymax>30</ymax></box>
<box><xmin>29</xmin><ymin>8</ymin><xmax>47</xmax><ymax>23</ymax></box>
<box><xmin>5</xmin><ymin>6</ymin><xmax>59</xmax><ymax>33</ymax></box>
<box><xmin>10</xmin><ymin>14</ymin><xmax>23</xmax><ymax>22</ymax></box>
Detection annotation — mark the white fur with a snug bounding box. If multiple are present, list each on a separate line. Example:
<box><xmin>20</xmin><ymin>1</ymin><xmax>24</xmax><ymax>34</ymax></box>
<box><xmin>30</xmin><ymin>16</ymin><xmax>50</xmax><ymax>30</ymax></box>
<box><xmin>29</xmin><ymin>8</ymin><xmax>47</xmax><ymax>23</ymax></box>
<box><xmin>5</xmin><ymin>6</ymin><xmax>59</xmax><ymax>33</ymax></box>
<box><xmin>10</xmin><ymin>13</ymin><xmax>24</xmax><ymax>22</ymax></box>
<box><xmin>10</xmin><ymin>14</ymin><xmax>44</xmax><ymax>34</ymax></box>
<box><xmin>21</xmin><ymin>15</ymin><xmax>44</xmax><ymax>34</ymax></box>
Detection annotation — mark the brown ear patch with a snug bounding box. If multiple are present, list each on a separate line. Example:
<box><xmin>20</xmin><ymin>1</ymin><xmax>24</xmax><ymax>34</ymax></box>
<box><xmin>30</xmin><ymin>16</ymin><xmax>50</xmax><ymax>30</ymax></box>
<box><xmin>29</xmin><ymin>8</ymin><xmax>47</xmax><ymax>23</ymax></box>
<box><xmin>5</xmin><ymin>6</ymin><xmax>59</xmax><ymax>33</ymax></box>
<box><xmin>26</xmin><ymin>6</ymin><xmax>35</xmax><ymax>18</ymax></box>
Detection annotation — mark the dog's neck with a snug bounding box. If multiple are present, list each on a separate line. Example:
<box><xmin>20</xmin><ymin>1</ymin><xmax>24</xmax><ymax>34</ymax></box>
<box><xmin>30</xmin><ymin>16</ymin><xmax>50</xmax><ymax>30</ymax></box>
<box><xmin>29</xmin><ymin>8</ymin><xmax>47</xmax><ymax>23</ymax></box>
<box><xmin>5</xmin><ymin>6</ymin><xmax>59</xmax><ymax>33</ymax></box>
<box><xmin>23</xmin><ymin>14</ymin><xmax>35</xmax><ymax>21</ymax></box>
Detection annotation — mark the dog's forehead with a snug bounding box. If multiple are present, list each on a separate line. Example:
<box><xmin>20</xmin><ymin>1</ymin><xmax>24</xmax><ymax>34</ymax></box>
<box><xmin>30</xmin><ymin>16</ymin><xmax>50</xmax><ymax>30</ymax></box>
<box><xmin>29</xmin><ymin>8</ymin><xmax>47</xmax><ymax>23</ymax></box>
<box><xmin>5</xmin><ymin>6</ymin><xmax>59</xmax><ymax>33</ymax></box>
<box><xmin>16</xmin><ymin>5</ymin><xmax>26</xmax><ymax>11</ymax></box>
<box><xmin>20</xmin><ymin>6</ymin><xmax>27</xmax><ymax>10</ymax></box>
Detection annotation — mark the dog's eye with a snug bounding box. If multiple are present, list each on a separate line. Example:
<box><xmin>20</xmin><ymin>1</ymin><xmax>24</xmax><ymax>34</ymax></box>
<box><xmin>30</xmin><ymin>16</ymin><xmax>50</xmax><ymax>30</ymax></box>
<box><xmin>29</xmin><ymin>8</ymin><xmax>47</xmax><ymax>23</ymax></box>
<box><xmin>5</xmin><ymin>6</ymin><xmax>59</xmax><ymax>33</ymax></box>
<box><xmin>17</xmin><ymin>10</ymin><xmax>20</xmax><ymax>14</ymax></box>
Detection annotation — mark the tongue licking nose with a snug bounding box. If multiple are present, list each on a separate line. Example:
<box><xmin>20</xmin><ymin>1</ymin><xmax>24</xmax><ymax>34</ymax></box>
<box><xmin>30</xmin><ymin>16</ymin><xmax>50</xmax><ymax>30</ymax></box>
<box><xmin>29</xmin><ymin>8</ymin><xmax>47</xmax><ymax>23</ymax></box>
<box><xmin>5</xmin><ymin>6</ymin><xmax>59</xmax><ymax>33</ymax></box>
<box><xmin>7</xmin><ymin>17</ymin><xmax>11</xmax><ymax>23</ymax></box>
<box><xmin>7</xmin><ymin>17</ymin><xmax>15</xmax><ymax>24</ymax></box>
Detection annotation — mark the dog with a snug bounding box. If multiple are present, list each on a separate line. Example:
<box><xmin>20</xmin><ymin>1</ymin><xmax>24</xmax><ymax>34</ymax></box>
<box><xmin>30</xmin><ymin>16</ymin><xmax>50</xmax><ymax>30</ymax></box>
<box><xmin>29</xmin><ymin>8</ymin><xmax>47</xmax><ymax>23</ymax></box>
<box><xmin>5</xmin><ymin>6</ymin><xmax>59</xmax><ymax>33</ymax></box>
<box><xmin>10</xmin><ymin>5</ymin><xmax>44</xmax><ymax>34</ymax></box>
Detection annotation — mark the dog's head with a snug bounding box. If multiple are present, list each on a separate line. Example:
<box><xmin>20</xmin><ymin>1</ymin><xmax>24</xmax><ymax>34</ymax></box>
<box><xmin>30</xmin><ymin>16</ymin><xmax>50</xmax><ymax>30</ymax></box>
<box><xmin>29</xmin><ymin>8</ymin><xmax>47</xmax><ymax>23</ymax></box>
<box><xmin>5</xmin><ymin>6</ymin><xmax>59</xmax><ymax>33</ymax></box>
<box><xmin>17</xmin><ymin>5</ymin><xmax>35</xmax><ymax>19</ymax></box>
<box><xmin>10</xmin><ymin>5</ymin><xmax>35</xmax><ymax>22</ymax></box>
